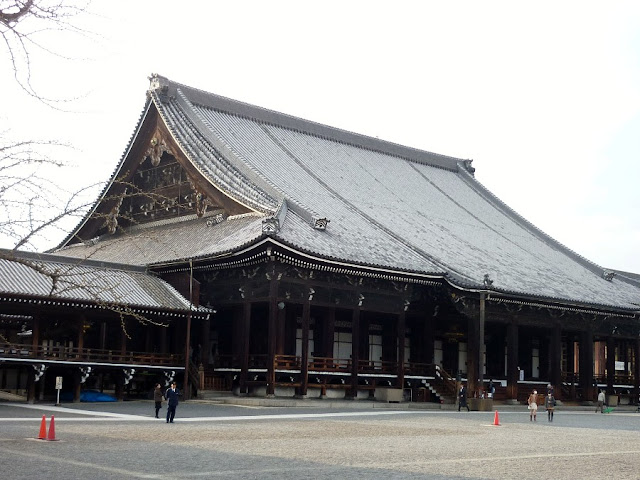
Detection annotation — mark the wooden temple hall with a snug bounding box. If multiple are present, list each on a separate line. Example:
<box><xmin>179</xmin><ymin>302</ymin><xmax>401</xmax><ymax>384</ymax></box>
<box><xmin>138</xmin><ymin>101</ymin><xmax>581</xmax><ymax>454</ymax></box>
<box><xmin>1</xmin><ymin>74</ymin><xmax>639</xmax><ymax>405</ymax></box>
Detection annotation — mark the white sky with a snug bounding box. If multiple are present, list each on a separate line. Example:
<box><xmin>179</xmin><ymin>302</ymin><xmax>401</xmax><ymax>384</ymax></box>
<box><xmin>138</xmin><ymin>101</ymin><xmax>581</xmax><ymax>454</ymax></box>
<box><xmin>2</xmin><ymin>1</ymin><xmax>640</xmax><ymax>273</ymax></box>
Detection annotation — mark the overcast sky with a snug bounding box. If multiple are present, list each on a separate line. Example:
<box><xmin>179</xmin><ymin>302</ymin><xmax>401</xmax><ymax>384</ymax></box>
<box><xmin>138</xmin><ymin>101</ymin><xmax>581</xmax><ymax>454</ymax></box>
<box><xmin>3</xmin><ymin>1</ymin><xmax>639</xmax><ymax>273</ymax></box>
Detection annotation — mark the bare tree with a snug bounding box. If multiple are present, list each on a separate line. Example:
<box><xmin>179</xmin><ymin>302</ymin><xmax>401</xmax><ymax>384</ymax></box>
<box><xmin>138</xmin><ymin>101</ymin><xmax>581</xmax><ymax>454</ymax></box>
<box><xmin>1</xmin><ymin>0</ymin><xmax>89</xmax><ymax>101</ymax></box>
<box><xmin>0</xmin><ymin>2</ymin><xmax>185</xmax><ymax>347</ymax></box>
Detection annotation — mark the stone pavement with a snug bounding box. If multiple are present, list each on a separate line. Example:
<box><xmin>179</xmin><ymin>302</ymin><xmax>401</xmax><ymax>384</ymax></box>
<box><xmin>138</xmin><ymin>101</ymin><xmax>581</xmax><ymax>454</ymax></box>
<box><xmin>2</xmin><ymin>397</ymin><xmax>640</xmax><ymax>479</ymax></box>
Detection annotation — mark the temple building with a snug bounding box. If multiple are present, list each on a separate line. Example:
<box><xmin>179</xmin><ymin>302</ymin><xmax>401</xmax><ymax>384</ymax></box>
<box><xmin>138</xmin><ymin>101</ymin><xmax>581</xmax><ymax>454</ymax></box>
<box><xmin>2</xmin><ymin>74</ymin><xmax>639</xmax><ymax>404</ymax></box>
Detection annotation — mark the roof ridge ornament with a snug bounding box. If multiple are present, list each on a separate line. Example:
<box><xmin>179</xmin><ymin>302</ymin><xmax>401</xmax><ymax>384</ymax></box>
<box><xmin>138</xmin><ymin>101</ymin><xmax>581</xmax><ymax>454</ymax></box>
<box><xmin>313</xmin><ymin>217</ymin><xmax>329</xmax><ymax>230</ymax></box>
<box><xmin>603</xmin><ymin>270</ymin><xmax>615</xmax><ymax>281</ymax></box>
<box><xmin>148</xmin><ymin>73</ymin><xmax>170</xmax><ymax>103</ymax></box>
<box><xmin>462</xmin><ymin>160</ymin><xmax>475</xmax><ymax>175</ymax></box>
<box><xmin>262</xmin><ymin>217</ymin><xmax>279</xmax><ymax>235</ymax></box>
<box><xmin>483</xmin><ymin>273</ymin><xmax>494</xmax><ymax>287</ymax></box>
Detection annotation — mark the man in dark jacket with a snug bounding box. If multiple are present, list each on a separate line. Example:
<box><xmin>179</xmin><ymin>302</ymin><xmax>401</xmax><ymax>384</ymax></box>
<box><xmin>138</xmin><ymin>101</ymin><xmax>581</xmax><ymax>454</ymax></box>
<box><xmin>458</xmin><ymin>384</ymin><xmax>469</xmax><ymax>412</ymax></box>
<box><xmin>165</xmin><ymin>382</ymin><xmax>179</xmax><ymax>423</ymax></box>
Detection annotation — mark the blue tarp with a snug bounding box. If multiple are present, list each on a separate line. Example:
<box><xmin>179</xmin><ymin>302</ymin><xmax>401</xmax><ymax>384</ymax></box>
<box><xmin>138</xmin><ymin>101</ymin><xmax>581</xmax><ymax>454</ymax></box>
<box><xmin>59</xmin><ymin>390</ymin><xmax>117</xmax><ymax>402</ymax></box>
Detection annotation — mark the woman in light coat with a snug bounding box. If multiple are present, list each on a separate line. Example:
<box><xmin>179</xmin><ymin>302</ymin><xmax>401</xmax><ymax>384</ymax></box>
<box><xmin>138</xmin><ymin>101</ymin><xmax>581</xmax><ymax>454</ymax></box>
<box><xmin>527</xmin><ymin>389</ymin><xmax>538</xmax><ymax>422</ymax></box>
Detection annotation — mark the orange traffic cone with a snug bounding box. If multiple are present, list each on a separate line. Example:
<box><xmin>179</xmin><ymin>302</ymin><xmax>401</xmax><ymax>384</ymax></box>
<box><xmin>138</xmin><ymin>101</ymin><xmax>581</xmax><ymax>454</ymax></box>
<box><xmin>38</xmin><ymin>415</ymin><xmax>47</xmax><ymax>439</ymax></box>
<box><xmin>47</xmin><ymin>415</ymin><xmax>58</xmax><ymax>441</ymax></box>
<box><xmin>493</xmin><ymin>410</ymin><xmax>500</xmax><ymax>426</ymax></box>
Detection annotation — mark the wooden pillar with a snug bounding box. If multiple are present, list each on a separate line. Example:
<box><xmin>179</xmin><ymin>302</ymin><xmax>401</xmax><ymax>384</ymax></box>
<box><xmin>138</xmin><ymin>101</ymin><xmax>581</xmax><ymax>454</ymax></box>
<box><xmin>579</xmin><ymin>330</ymin><xmax>594</xmax><ymax>402</ymax></box>
<box><xmin>324</xmin><ymin>308</ymin><xmax>335</xmax><ymax>358</ymax></box>
<box><xmin>201</xmin><ymin>315</ymin><xmax>211</xmax><ymax>366</ymax></box>
<box><xmin>299</xmin><ymin>296</ymin><xmax>311</xmax><ymax>397</ymax></box>
<box><xmin>478</xmin><ymin>294</ymin><xmax>486</xmax><ymax>388</ymax></box>
<box><xmin>634</xmin><ymin>339</ymin><xmax>640</xmax><ymax>405</ymax></box>
<box><xmin>77</xmin><ymin>315</ymin><xmax>85</xmax><ymax>358</ymax></box>
<box><xmin>467</xmin><ymin>312</ymin><xmax>479</xmax><ymax>395</ymax></box>
<box><xmin>73</xmin><ymin>369</ymin><xmax>81</xmax><ymax>403</ymax></box>
<box><xmin>423</xmin><ymin>312</ymin><xmax>435</xmax><ymax>364</ymax></box>
<box><xmin>276</xmin><ymin>305</ymin><xmax>286</xmax><ymax>355</ymax></box>
<box><xmin>359</xmin><ymin>314</ymin><xmax>370</xmax><ymax>364</ymax></box>
<box><xmin>606</xmin><ymin>336</ymin><xmax>615</xmax><ymax>394</ymax></box>
<box><xmin>397</xmin><ymin>310</ymin><xmax>406</xmax><ymax>389</ymax></box>
<box><xmin>120</xmin><ymin>328</ymin><xmax>127</xmax><ymax>360</ymax></box>
<box><xmin>550</xmin><ymin>324</ymin><xmax>561</xmax><ymax>392</ymax></box>
<box><xmin>32</xmin><ymin>317</ymin><xmax>40</xmax><ymax>356</ymax></box>
<box><xmin>26</xmin><ymin>369</ymin><xmax>35</xmax><ymax>404</ymax></box>
<box><xmin>267</xmin><ymin>277</ymin><xmax>278</xmax><ymax>396</ymax></box>
<box><xmin>568</xmin><ymin>336</ymin><xmax>576</xmax><ymax>400</ymax></box>
<box><xmin>349</xmin><ymin>308</ymin><xmax>360</xmax><ymax>398</ymax></box>
<box><xmin>239</xmin><ymin>302</ymin><xmax>251</xmax><ymax>395</ymax></box>
<box><xmin>100</xmin><ymin>321</ymin><xmax>107</xmax><ymax>350</ymax></box>
<box><xmin>115</xmin><ymin>373</ymin><xmax>124</xmax><ymax>401</ymax></box>
<box><xmin>160</xmin><ymin>324</ymin><xmax>168</xmax><ymax>354</ymax></box>
<box><xmin>183</xmin><ymin>312</ymin><xmax>192</xmax><ymax>400</ymax></box>
<box><xmin>506</xmin><ymin>322</ymin><xmax>519</xmax><ymax>400</ymax></box>
<box><xmin>144</xmin><ymin>325</ymin><xmax>153</xmax><ymax>353</ymax></box>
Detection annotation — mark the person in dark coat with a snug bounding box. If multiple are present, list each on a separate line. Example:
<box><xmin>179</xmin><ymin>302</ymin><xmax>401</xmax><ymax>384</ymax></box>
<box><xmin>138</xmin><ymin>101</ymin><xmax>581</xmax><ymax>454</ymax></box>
<box><xmin>153</xmin><ymin>383</ymin><xmax>163</xmax><ymax>419</ymax></box>
<box><xmin>458</xmin><ymin>384</ymin><xmax>469</xmax><ymax>412</ymax></box>
<box><xmin>165</xmin><ymin>382</ymin><xmax>179</xmax><ymax>423</ymax></box>
<box><xmin>545</xmin><ymin>392</ymin><xmax>556</xmax><ymax>422</ymax></box>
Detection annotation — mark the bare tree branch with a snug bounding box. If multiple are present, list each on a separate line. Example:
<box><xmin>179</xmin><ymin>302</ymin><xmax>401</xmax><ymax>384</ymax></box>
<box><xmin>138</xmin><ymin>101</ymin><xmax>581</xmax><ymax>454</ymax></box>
<box><xmin>1</xmin><ymin>0</ymin><xmax>92</xmax><ymax>105</ymax></box>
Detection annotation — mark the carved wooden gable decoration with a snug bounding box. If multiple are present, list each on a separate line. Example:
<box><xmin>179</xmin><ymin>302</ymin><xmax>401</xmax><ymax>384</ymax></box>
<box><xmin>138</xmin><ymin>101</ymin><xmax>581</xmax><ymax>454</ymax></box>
<box><xmin>78</xmin><ymin>105</ymin><xmax>252</xmax><ymax>241</ymax></box>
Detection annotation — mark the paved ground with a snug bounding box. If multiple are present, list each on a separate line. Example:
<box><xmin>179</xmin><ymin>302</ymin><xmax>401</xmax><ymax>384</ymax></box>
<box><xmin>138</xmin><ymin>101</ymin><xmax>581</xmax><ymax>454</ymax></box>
<box><xmin>1</xmin><ymin>398</ymin><xmax>639</xmax><ymax>479</ymax></box>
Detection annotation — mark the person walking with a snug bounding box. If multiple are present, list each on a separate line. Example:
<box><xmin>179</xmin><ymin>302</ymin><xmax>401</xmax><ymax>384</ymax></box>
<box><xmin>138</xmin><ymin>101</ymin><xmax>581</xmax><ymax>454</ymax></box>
<box><xmin>153</xmin><ymin>383</ymin><xmax>163</xmax><ymax>418</ymax></box>
<box><xmin>596</xmin><ymin>390</ymin><xmax>606</xmax><ymax>413</ymax></box>
<box><xmin>544</xmin><ymin>392</ymin><xmax>556</xmax><ymax>422</ymax></box>
<box><xmin>458</xmin><ymin>384</ymin><xmax>469</xmax><ymax>412</ymax></box>
<box><xmin>165</xmin><ymin>382</ymin><xmax>179</xmax><ymax>423</ymax></box>
<box><xmin>527</xmin><ymin>389</ymin><xmax>538</xmax><ymax>422</ymax></box>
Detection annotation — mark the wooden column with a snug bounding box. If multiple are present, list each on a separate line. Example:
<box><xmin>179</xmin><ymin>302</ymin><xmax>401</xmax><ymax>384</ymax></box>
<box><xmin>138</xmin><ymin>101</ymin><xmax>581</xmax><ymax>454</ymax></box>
<box><xmin>160</xmin><ymin>324</ymin><xmax>168</xmax><ymax>354</ymax></box>
<box><xmin>77</xmin><ymin>315</ymin><xmax>85</xmax><ymax>358</ymax></box>
<box><xmin>32</xmin><ymin>316</ymin><xmax>40</xmax><ymax>355</ymax></box>
<box><xmin>299</xmin><ymin>296</ymin><xmax>311</xmax><ymax>397</ymax></box>
<box><xmin>568</xmin><ymin>336</ymin><xmax>576</xmax><ymax>400</ymax></box>
<box><xmin>606</xmin><ymin>336</ymin><xmax>615</xmax><ymax>394</ymax></box>
<box><xmin>100</xmin><ymin>321</ymin><xmax>107</xmax><ymax>350</ymax></box>
<box><xmin>73</xmin><ymin>369</ymin><xmax>81</xmax><ymax>403</ymax></box>
<box><xmin>276</xmin><ymin>305</ymin><xmax>286</xmax><ymax>355</ymax></box>
<box><xmin>467</xmin><ymin>311</ymin><xmax>479</xmax><ymax>395</ymax></box>
<box><xmin>506</xmin><ymin>322</ymin><xmax>519</xmax><ymax>400</ymax></box>
<box><xmin>359</xmin><ymin>314</ymin><xmax>370</xmax><ymax>364</ymax></box>
<box><xmin>26</xmin><ymin>370</ymin><xmax>35</xmax><ymax>404</ymax></box>
<box><xmin>324</xmin><ymin>308</ymin><xmax>335</xmax><ymax>358</ymax></box>
<box><xmin>550</xmin><ymin>324</ymin><xmax>562</xmax><ymax>392</ymax></box>
<box><xmin>349</xmin><ymin>308</ymin><xmax>360</xmax><ymax>399</ymax></box>
<box><xmin>579</xmin><ymin>330</ymin><xmax>594</xmax><ymax>402</ymax></box>
<box><xmin>201</xmin><ymin>316</ymin><xmax>210</xmax><ymax>366</ymax></box>
<box><xmin>397</xmin><ymin>310</ymin><xmax>406</xmax><ymax>389</ymax></box>
<box><xmin>267</xmin><ymin>277</ymin><xmax>278</xmax><ymax>397</ymax></box>
<box><xmin>423</xmin><ymin>311</ymin><xmax>435</xmax><ymax>364</ymax></box>
<box><xmin>478</xmin><ymin>294</ymin><xmax>486</xmax><ymax>388</ymax></box>
<box><xmin>239</xmin><ymin>302</ymin><xmax>251</xmax><ymax>395</ymax></box>
<box><xmin>183</xmin><ymin>312</ymin><xmax>192</xmax><ymax>400</ymax></box>
<box><xmin>634</xmin><ymin>339</ymin><xmax>640</xmax><ymax>405</ymax></box>
<box><xmin>120</xmin><ymin>328</ymin><xmax>127</xmax><ymax>359</ymax></box>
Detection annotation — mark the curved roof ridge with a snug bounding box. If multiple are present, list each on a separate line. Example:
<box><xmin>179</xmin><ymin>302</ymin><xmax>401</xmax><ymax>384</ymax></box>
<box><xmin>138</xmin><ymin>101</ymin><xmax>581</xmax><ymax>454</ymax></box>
<box><xmin>174</xmin><ymin>88</ymin><xmax>284</xmax><ymax>207</ymax></box>
<box><xmin>149</xmin><ymin>74</ymin><xmax>465</xmax><ymax>172</ymax></box>
<box><xmin>173</xmin><ymin>87</ymin><xmax>329</xmax><ymax>231</ymax></box>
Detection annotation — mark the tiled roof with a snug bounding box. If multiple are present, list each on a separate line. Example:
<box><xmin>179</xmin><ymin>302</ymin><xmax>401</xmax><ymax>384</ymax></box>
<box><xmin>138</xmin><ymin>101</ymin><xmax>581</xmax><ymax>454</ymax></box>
<box><xmin>0</xmin><ymin>250</ymin><xmax>204</xmax><ymax>314</ymax></box>
<box><xmin>58</xmin><ymin>211</ymin><xmax>266</xmax><ymax>266</ymax></box>
<box><xmin>56</xmin><ymin>75</ymin><xmax>640</xmax><ymax>312</ymax></box>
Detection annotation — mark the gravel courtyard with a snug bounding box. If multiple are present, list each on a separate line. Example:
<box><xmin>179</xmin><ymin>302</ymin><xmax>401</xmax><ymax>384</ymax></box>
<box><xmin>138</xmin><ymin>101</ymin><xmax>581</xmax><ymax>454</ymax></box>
<box><xmin>1</xmin><ymin>402</ymin><xmax>639</xmax><ymax>479</ymax></box>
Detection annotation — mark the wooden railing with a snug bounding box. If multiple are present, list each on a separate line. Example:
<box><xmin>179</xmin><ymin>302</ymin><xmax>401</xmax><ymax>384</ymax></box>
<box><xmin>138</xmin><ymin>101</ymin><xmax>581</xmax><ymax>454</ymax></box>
<box><xmin>309</xmin><ymin>356</ymin><xmax>350</xmax><ymax>372</ymax></box>
<box><xmin>358</xmin><ymin>359</ymin><xmax>397</xmax><ymax>374</ymax></box>
<box><xmin>0</xmin><ymin>343</ymin><xmax>183</xmax><ymax>366</ymax></box>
